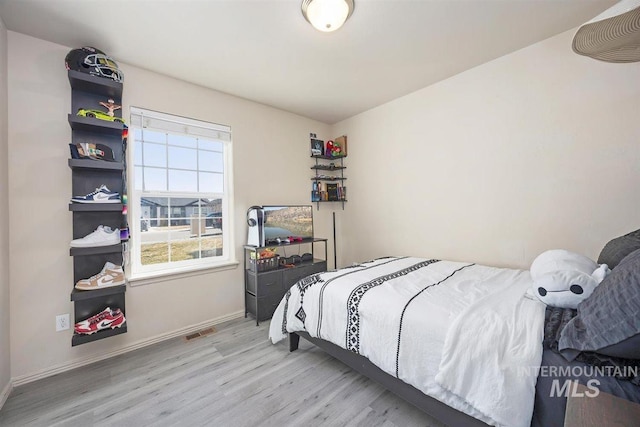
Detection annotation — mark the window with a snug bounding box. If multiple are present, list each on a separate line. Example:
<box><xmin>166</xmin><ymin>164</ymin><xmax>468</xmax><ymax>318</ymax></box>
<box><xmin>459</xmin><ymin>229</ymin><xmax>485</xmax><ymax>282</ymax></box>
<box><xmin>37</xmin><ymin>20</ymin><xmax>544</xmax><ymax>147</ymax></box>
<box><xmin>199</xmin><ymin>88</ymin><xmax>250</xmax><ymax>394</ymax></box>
<box><xmin>129</xmin><ymin>107</ymin><xmax>234</xmax><ymax>279</ymax></box>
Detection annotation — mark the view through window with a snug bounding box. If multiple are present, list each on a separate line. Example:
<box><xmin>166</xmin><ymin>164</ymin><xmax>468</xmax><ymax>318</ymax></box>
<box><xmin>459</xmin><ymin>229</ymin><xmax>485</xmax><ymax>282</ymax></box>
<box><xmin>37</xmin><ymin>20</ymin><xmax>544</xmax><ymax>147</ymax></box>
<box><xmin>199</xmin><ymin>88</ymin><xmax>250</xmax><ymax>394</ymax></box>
<box><xmin>130</xmin><ymin>108</ymin><xmax>232</xmax><ymax>276</ymax></box>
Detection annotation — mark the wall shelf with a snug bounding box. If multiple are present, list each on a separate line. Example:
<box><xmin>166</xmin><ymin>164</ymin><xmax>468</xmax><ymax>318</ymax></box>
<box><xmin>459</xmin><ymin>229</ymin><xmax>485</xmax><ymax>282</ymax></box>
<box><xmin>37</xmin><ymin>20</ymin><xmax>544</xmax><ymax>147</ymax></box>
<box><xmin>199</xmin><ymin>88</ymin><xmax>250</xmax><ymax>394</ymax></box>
<box><xmin>68</xmin><ymin>70</ymin><xmax>122</xmax><ymax>99</ymax></box>
<box><xmin>70</xmin><ymin>284</ymin><xmax>126</xmax><ymax>302</ymax></box>
<box><xmin>68</xmin><ymin>67</ymin><xmax>127</xmax><ymax>346</ymax></box>
<box><xmin>68</xmin><ymin>159</ymin><xmax>124</xmax><ymax>171</ymax></box>
<box><xmin>311</xmin><ymin>154</ymin><xmax>347</xmax><ymax>210</ymax></box>
<box><xmin>68</xmin><ymin>114</ymin><xmax>124</xmax><ymax>135</ymax></box>
<box><xmin>311</xmin><ymin>165</ymin><xmax>346</xmax><ymax>171</ymax></box>
<box><xmin>68</xmin><ymin>203</ymin><xmax>123</xmax><ymax>212</ymax></box>
<box><xmin>69</xmin><ymin>244</ymin><xmax>122</xmax><ymax>257</ymax></box>
<box><xmin>311</xmin><ymin>154</ymin><xmax>347</xmax><ymax>160</ymax></box>
<box><xmin>72</xmin><ymin>325</ymin><xmax>127</xmax><ymax>347</ymax></box>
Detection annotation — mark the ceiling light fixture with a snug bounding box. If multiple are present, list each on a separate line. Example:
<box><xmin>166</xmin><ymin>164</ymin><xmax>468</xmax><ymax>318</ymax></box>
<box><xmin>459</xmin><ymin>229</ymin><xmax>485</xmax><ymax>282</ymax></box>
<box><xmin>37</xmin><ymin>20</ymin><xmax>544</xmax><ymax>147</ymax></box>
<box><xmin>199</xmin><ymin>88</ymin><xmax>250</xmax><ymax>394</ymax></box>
<box><xmin>572</xmin><ymin>0</ymin><xmax>640</xmax><ymax>62</ymax></box>
<box><xmin>302</xmin><ymin>0</ymin><xmax>355</xmax><ymax>33</ymax></box>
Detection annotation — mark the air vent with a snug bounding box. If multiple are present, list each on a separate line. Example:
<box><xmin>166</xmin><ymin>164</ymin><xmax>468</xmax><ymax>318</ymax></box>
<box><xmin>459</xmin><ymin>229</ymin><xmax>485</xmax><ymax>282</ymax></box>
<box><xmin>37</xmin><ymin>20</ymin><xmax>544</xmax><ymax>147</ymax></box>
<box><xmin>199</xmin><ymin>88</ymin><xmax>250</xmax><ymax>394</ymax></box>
<box><xmin>184</xmin><ymin>326</ymin><xmax>217</xmax><ymax>341</ymax></box>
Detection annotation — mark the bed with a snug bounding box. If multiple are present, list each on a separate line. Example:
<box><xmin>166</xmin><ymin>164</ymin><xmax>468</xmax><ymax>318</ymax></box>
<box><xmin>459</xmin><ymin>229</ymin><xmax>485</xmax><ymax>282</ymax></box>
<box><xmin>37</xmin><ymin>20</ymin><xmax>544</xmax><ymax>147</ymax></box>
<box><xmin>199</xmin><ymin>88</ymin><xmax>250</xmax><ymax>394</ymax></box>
<box><xmin>269</xmin><ymin>243</ymin><xmax>640</xmax><ymax>427</ymax></box>
<box><xmin>530</xmin><ymin>299</ymin><xmax>640</xmax><ymax>426</ymax></box>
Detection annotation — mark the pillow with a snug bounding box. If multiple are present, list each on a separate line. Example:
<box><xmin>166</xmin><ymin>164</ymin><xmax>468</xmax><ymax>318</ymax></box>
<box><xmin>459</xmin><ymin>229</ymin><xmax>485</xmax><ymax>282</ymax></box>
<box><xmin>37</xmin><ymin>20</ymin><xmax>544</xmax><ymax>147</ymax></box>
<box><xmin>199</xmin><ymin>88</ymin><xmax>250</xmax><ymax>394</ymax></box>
<box><xmin>597</xmin><ymin>228</ymin><xmax>640</xmax><ymax>269</ymax></box>
<box><xmin>559</xmin><ymin>248</ymin><xmax>640</xmax><ymax>360</ymax></box>
<box><xmin>598</xmin><ymin>335</ymin><xmax>640</xmax><ymax>359</ymax></box>
<box><xmin>530</xmin><ymin>249</ymin><xmax>609</xmax><ymax>309</ymax></box>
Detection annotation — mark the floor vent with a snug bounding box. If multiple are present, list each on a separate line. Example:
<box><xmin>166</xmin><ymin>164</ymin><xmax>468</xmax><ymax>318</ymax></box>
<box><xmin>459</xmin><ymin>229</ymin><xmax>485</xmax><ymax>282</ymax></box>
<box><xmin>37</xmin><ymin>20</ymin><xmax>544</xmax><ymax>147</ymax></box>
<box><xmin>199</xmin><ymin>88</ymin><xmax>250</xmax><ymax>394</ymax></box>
<box><xmin>199</xmin><ymin>327</ymin><xmax>216</xmax><ymax>336</ymax></box>
<box><xmin>185</xmin><ymin>326</ymin><xmax>217</xmax><ymax>341</ymax></box>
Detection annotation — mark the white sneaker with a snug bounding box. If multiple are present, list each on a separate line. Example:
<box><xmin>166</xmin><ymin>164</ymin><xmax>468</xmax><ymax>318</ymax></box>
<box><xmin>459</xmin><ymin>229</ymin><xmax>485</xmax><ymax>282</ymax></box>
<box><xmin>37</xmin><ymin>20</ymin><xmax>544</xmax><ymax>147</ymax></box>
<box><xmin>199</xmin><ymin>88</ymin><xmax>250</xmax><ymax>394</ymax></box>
<box><xmin>70</xmin><ymin>225</ymin><xmax>121</xmax><ymax>248</ymax></box>
<box><xmin>75</xmin><ymin>262</ymin><xmax>126</xmax><ymax>290</ymax></box>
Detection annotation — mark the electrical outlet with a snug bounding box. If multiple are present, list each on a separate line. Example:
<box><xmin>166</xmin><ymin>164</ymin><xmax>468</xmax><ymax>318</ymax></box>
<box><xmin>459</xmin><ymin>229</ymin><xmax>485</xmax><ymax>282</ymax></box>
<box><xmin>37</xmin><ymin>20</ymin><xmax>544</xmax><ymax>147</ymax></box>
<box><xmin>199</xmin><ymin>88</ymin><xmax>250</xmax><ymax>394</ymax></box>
<box><xmin>56</xmin><ymin>314</ymin><xmax>70</xmax><ymax>332</ymax></box>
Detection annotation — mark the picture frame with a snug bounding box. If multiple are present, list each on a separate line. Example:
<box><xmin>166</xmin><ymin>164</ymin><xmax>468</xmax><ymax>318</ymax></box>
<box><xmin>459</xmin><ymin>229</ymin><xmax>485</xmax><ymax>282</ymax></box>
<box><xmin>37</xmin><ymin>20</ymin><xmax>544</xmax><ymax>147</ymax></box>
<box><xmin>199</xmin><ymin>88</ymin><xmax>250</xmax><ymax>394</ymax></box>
<box><xmin>311</xmin><ymin>138</ymin><xmax>324</xmax><ymax>156</ymax></box>
<box><xmin>334</xmin><ymin>135</ymin><xmax>347</xmax><ymax>157</ymax></box>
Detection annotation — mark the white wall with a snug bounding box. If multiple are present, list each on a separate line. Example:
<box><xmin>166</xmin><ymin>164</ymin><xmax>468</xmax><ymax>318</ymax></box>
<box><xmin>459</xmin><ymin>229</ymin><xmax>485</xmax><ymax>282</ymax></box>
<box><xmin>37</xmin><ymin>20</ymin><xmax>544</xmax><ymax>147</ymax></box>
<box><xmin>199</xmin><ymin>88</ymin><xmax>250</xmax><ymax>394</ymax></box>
<box><xmin>333</xmin><ymin>29</ymin><xmax>640</xmax><ymax>269</ymax></box>
<box><xmin>0</xmin><ymin>14</ymin><xmax>11</xmax><ymax>406</ymax></box>
<box><xmin>7</xmin><ymin>32</ymin><xmax>331</xmax><ymax>380</ymax></box>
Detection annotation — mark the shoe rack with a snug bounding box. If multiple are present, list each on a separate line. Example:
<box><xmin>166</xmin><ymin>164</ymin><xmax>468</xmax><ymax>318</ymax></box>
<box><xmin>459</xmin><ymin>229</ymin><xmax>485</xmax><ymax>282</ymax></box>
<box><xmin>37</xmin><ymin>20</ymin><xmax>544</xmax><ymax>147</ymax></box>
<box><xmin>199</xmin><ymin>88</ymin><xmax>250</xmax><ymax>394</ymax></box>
<box><xmin>68</xmin><ymin>70</ymin><xmax>127</xmax><ymax>346</ymax></box>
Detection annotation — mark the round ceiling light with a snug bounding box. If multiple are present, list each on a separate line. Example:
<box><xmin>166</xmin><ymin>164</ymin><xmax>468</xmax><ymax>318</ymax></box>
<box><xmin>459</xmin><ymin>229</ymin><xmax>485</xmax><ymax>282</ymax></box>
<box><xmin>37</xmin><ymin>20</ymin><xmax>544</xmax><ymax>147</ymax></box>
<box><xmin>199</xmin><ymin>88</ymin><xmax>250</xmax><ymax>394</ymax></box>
<box><xmin>302</xmin><ymin>0</ymin><xmax>355</xmax><ymax>32</ymax></box>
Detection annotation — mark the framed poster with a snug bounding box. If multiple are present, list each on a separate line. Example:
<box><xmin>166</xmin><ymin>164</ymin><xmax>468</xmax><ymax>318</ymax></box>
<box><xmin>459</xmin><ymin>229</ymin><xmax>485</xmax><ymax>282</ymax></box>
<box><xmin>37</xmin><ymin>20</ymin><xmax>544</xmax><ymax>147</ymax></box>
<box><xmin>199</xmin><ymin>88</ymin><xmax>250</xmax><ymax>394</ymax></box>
<box><xmin>311</xmin><ymin>138</ymin><xmax>324</xmax><ymax>156</ymax></box>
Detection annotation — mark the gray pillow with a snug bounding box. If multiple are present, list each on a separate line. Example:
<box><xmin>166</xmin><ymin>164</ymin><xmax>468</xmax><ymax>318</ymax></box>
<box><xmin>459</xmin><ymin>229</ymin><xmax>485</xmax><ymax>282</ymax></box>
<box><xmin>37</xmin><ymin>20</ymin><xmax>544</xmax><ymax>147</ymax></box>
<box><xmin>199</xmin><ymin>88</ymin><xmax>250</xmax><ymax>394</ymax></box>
<box><xmin>559</xmin><ymin>248</ymin><xmax>640</xmax><ymax>360</ymax></box>
<box><xmin>597</xmin><ymin>228</ymin><xmax>640</xmax><ymax>269</ymax></box>
<box><xmin>598</xmin><ymin>335</ymin><xmax>640</xmax><ymax>359</ymax></box>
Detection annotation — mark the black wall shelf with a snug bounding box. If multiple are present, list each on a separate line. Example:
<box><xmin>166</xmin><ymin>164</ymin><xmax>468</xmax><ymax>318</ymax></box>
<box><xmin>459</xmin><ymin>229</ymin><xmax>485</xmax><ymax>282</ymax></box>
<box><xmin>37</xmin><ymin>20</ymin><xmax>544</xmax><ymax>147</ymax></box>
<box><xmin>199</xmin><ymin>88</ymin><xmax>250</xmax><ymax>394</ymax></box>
<box><xmin>311</xmin><ymin>165</ymin><xmax>346</xmax><ymax>171</ymax></box>
<box><xmin>68</xmin><ymin>69</ymin><xmax>127</xmax><ymax>346</ymax></box>
<box><xmin>69</xmin><ymin>203</ymin><xmax>123</xmax><ymax>212</ymax></box>
<box><xmin>311</xmin><ymin>154</ymin><xmax>347</xmax><ymax>160</ymax></box>
<box><xmin>68</xmin><ymin>70</ymin><xmax>122</xmax><ymax>98</ymax></box>
<box><xmin>311</xmin><ymin>155</ymin><xmax>347</xmax><ymax>210</ymax></box>
<box><xmin>70</xmin><ymin>244</ymin><xmax>123</xmax><ymax>257</ymax></box>
<box><xmin>72</xmin><ymin>326</ymin><xmax>127</xmax><ymax>347</ymax></box>
<box><xmin>70</xmin><ymin>284</ymin><xmax>126</xmax><ymax>302</ymax></box>
<box><xmin>68</xmin><ymin>159</ymin><xmax>124</xmax><ymax>171</ymax></box>
<box><xmin>68</xmin><ymin>114</ymin><xmax>124</xmax><ymax>135</ymax></box>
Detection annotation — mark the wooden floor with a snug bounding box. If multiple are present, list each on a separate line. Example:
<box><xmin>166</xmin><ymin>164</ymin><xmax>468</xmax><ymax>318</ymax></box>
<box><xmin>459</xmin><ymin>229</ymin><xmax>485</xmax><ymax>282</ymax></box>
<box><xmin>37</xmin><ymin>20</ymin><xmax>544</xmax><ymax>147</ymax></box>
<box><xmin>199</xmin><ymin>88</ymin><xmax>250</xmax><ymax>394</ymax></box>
<box><xmin>0</xmin><ymin>318</ymin><xmax>445</xmax><ymax>427</ymax></box>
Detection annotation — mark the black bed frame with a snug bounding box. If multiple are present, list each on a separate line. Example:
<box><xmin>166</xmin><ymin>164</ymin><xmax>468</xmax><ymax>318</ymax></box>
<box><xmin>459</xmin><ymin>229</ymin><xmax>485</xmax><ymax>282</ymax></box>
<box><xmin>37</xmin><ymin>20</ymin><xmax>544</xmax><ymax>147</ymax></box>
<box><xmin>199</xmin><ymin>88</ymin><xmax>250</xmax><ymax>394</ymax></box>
<box><xmin>290</xmin><ymin>331</ymin><xmax>490</xmax><ymax>427</ymax></box>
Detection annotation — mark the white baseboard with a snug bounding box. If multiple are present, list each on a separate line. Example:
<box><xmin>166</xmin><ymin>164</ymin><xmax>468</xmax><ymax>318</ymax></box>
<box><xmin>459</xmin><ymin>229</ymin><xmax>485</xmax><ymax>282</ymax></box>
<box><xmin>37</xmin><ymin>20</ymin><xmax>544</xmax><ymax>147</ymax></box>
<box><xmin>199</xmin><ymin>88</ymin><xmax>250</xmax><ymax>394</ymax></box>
<box><xmin>12</xmin><ymin>310</ymin><xmax>244</xmax><ymax>387</ymax></box>
<box><xmin>0</xmin><ymin>379</ymin><xmax>12</xmax><ymax>410</ymax></box>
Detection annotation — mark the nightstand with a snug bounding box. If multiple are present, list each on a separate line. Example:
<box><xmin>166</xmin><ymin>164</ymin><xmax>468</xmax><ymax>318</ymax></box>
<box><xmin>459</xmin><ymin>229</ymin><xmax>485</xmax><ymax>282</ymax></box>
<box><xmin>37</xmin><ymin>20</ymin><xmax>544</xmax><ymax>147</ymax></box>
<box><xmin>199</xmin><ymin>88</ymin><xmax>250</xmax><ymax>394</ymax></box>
<box><xmin>564</xmin><ymin>382</ymin><xmax>640</xmax><ymax>427</ymax></box>
<box><xmin>243</xmin><ymin>239</ymin><xmax>328</xmax><ymax>325</ymax></box>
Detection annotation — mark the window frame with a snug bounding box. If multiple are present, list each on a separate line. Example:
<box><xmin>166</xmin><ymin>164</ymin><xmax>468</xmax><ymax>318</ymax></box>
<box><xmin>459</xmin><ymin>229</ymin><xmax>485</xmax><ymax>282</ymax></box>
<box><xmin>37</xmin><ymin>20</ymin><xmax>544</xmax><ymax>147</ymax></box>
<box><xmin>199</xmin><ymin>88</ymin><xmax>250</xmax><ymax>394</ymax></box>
<box><xmin>127</xmin><ymin>107</ymin><xmax>236</xmax><ymax>282</ymax></box>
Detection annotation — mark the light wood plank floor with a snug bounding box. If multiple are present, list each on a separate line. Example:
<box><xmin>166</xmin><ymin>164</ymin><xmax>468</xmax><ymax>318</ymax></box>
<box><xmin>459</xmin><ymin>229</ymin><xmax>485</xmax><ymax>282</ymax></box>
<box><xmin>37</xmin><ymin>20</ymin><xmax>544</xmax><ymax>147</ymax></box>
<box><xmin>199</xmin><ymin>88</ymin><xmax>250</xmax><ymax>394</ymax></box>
<box><xmin>0</xmin><ymin>318</ymin><xmax>445</xmax><ymax>427</ymax></box>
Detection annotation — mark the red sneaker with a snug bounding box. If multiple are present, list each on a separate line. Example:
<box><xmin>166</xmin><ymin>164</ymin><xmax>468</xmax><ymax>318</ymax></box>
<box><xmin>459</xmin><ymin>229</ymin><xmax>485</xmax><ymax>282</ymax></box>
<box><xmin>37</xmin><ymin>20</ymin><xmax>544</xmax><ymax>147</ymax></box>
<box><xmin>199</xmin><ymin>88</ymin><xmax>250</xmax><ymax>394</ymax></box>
<box><xmin>74</xmin><ymin>307</ymin><xmax>126</xmax><ymax>335</ymax></box>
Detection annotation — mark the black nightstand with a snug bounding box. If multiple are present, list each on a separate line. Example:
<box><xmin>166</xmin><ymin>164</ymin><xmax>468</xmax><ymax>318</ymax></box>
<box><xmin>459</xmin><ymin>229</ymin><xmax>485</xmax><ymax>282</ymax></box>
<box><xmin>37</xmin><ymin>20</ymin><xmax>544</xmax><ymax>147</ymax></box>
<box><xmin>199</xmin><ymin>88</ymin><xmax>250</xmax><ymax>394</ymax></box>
<box><xmin>243</xmin><ymin>238</ymin><xmax>328</xmax><ymax>325</ymax></box>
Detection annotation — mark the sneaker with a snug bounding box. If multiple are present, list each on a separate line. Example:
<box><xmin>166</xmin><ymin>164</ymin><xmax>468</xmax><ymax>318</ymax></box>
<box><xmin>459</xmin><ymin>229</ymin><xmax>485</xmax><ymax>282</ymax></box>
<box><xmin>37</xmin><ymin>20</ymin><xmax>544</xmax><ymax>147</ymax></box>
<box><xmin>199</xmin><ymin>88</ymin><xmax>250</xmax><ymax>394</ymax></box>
<box><xmin>71</xmin><ymin>185</ymin><xmax>120</xmax><ymax>203</ymax></box>
<box><xmin>75</xmin><ymin>262</ymin><xmax>125</xmax><ymax>290</ymax></box>
<box><xmin>74</xmin><ymin>307</ymin><xmax>126</xmax><ymax>335</ymax></box>
<box><xmin>74</xmin><ymin>307</ymin><xmax>111</xmax><ymax>332</ymax></box>
<box><xmin>70</xmin><ymin>225</ymin><xmax>120</xmax><ymax>248</ymax></box>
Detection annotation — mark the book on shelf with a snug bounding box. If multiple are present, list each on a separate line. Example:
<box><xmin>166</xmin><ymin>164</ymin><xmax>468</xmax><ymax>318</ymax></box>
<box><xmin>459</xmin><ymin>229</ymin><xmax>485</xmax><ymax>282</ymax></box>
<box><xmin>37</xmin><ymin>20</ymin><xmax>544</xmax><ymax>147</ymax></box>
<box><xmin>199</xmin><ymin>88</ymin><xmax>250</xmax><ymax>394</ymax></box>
<box><xmin>326</xmin><ymin>183</ymin><xmax>339</xmax><ymax>201</ymax></box>
<box><xmin>312</xmin><ymin>182</ymin><xmax>346</xmax><ymax>202</ymax></box>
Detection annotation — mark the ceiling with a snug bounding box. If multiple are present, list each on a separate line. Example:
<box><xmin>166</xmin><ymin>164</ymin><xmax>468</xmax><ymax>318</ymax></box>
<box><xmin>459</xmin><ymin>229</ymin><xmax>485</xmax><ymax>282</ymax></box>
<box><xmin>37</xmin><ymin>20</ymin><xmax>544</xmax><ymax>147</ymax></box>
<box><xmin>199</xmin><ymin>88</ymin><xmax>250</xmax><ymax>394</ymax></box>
<box><xmin>0</xmin><ymin>0</ymin><xmax>616</xmax><ymax>124</ymax></box>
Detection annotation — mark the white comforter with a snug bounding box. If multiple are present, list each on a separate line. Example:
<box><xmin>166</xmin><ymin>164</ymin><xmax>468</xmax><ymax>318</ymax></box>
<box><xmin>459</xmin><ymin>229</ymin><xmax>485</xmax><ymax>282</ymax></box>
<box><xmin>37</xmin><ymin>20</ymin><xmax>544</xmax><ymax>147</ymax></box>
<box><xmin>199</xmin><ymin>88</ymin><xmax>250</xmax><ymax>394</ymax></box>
<box><xmin>269</xmin><ymin>257</ymin><xmax>546</xmax><ymax>427</ymax></box>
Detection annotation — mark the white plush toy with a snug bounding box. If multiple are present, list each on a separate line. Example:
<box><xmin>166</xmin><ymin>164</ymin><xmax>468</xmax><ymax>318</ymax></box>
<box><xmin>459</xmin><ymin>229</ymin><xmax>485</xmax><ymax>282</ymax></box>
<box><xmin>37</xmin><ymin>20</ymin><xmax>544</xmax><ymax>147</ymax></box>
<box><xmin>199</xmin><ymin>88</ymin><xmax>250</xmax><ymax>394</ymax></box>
<box><xmin>530</xmin><ymin>249</ymin><xmax>610</xmax><ymax>309</ymax></box>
